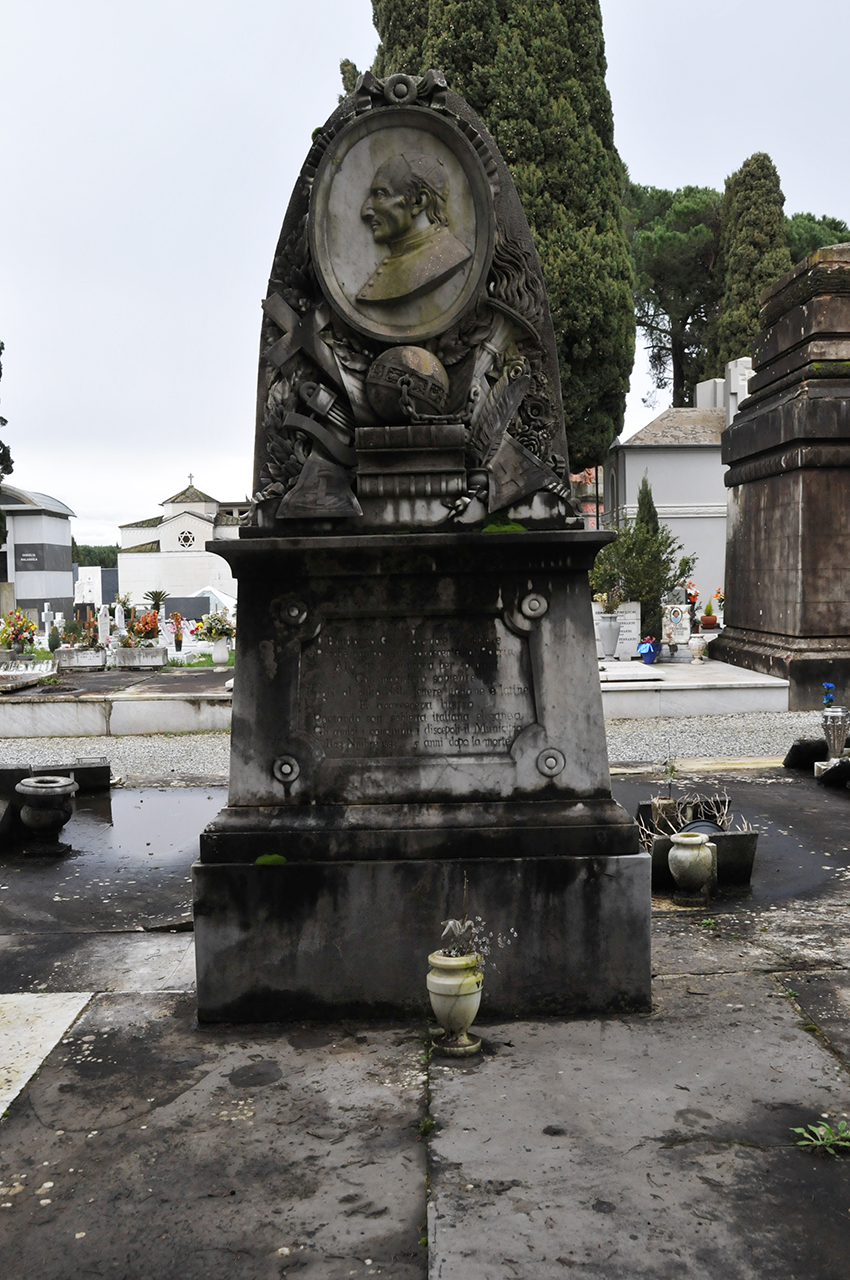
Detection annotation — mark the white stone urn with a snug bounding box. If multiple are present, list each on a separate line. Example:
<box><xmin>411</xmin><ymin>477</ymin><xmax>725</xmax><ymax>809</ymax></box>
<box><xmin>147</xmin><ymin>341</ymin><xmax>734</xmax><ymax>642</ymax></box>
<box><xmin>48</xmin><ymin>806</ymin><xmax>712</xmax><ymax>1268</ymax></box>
<box><xmin>668</xmin><ymin>832</ymin><xmax>715</xmax><ymax>895</ymax></box>
<box><xmin>427</xmin><ymin>951</ymin><xmax>483</xmax><ymax>1056</ymax></box>
<box><xmin>688</xmin><ymin>634</ymin><xmax>708</xmax><ymax>663</ymax></box>
<box><xmin>211</xmin><ymin>637</ymin><xmax>230</xmax><ymax>665</ymax></box>
<box><xmin>597</xmin><ymin>612</ymin><xmax>621</xmax><ymax>660</ymax></box>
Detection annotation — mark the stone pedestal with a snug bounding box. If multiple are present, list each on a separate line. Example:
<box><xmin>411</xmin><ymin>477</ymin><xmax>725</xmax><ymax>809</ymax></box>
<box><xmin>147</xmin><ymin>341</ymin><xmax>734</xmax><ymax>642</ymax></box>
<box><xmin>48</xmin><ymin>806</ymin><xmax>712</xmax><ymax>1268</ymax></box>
<box><xmin>193</xmin><ymin>530</ymin><xmax>649</xmax><ymax>1020</ymax></box>
<box><xmin>713</xmin><ymin>245</ymin><xmax>850</xmax><ymax>708</ymax></box>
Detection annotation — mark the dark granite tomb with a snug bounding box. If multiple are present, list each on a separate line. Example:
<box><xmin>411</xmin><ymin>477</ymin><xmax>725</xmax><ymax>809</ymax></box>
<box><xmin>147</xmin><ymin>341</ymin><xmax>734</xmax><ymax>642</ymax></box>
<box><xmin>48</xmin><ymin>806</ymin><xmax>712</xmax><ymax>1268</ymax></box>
<box><xmin>714</xmin><ymin>244</ymin><xmax>850</xmax><ymax>708</ymax></box>
<box><xmin>193</xmin><ymin>69</ymin><xmax>649</xmax><ymax>1020</ymax></box>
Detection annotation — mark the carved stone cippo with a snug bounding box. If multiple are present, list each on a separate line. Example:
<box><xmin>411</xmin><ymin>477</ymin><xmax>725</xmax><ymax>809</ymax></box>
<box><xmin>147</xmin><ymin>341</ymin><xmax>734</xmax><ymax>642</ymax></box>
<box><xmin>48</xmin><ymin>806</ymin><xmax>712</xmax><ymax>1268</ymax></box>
<box><xmin>193</xmin><ymin>71</ymin><xmax>649</xmax><ymax>1022</ymax></box>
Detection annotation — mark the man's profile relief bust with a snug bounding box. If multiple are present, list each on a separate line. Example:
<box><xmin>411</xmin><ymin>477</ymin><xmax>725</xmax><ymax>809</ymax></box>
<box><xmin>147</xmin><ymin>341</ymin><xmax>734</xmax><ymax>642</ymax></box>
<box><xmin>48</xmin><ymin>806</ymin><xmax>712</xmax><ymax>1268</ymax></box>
<box><xmin>357</xmin><ymin>153</ymin><xmax>472</xmax><ymax>304</ymax></box>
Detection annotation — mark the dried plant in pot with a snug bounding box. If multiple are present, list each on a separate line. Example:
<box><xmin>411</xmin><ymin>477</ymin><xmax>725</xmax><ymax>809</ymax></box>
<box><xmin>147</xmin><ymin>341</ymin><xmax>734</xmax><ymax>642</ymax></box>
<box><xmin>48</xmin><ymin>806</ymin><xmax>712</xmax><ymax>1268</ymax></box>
<box><xmin>427</xmin><ymin>876</ymin><xmax>516</xmax><ymax>1057</ymax></box>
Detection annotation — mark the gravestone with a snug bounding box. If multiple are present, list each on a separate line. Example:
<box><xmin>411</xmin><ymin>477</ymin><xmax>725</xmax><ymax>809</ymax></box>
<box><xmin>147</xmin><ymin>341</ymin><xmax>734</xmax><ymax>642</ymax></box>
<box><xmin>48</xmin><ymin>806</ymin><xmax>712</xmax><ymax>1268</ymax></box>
<box><xmin>97</xmin><ymin>605</ymin><xmax>110</xmax><ymax>645</ymax></box>
<box><xmin>713</xmin><ymin>244</ymin><xmax>850</xmax><ymax>707</ymax></box>
<box><xmin>193</xmin><ymin>70</ymin><xmax>649</xmax><ymax>1020</ymax></box>
<box><xmin>593</xmin><ymin>601</ymin><xmax>641</xmax><ymax>660</ymax></box>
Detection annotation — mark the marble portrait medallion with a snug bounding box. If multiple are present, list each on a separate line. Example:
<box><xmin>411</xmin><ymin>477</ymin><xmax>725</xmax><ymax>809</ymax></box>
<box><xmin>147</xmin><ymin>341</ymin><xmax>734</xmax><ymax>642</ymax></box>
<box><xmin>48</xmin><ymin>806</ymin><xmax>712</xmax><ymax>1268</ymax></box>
<box><xmin>309</xmin><ymin>106</ymin><xmax>495</xmax><ymax>344</ymax></box>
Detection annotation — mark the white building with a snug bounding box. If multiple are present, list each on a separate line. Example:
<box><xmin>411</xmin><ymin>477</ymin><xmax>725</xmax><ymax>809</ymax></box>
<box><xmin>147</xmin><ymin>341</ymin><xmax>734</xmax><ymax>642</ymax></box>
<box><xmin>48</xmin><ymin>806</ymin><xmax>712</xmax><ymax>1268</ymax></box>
<box><xmin>0</xmin><ymin>484</ymin><xmax>75</xmax><ymax>620</ymax></box>
<box><xmin>117</xmin><ymin>483</ymin><xmax>246</xmax><ymax>607</ymax></box>
<box><xmin>604</xmin><ymin>407</ymin><xmax>727</xmax><ymax>607</ymax></box>
<box><xmin>603</xmin><ymin>359</ymin><xmax>755</xmax><ymax>608</ymax></box>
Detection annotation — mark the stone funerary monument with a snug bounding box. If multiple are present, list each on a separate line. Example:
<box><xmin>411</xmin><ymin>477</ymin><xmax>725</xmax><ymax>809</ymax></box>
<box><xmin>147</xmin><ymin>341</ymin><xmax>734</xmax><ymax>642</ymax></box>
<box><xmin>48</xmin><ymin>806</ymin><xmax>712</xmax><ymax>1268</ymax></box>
<box><xmin>193</xmin><ymin>69</ymin><xmax>649</xmax><ymax>1019</ymax></box>
<box><xmin>714</xmin><ymin>244</ymin><xmax>850</xmax><ymax>708</ymax></box>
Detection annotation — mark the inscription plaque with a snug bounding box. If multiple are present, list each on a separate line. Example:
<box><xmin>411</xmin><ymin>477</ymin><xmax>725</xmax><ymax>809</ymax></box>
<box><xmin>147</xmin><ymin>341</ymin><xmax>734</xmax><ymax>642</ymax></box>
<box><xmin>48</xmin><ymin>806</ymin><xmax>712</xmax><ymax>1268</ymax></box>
<box><xmin>299</xmin><ymin>617</ymin><xmax>535</xmax><ymax>758</ymax></box>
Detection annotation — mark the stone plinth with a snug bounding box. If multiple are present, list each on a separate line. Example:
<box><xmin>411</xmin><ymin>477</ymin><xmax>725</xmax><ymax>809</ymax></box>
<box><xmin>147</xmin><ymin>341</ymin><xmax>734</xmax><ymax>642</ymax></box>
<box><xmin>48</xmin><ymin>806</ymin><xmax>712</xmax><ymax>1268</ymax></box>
<box><xmin>193</xmin><ymin>530</ymin><xmax>649</xmax><ymax>1020</ymax></box>
<box><xmin>713</xmin><ymin>244</ymin><xmax>850</xmax><ymax>708</ymax></box>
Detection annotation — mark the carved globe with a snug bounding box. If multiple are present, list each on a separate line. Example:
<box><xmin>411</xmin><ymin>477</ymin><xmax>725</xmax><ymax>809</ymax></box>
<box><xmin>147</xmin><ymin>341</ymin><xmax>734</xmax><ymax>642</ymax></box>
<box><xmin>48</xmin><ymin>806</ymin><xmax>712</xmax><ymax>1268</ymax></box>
<box><xmin>365</xmin><ymin>346</ymin><xmax>450</xmax><ymax>421</ymax></box>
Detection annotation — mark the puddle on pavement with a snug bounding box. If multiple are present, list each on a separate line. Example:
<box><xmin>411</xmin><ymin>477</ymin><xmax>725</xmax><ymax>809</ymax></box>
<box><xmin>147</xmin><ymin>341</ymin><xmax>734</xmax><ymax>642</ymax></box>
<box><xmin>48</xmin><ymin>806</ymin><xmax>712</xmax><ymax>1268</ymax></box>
<box><xmin>0</xmin><ymin>788</ymin><xmax>226</xmax><ymax>932</ymax></box>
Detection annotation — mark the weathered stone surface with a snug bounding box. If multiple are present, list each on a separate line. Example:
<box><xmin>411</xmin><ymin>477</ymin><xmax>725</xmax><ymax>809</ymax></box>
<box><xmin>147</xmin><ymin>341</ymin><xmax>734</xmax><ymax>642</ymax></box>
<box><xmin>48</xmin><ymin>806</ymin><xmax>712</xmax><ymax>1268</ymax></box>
<box><xmin>195</xmin><ymin>530</ymin><xmax>647</xmax><ymax>1019</ymax></box>
<box><xmin>196</xmin><ymin>72</ymin><xmax>646</xmax><ymax>1020</ymax></box>
<box><xmin>194</xmin><ymin>852</ymin><xmax>651</xmax><ymax>1021</ymax></box>
<box><xmin>249</xmin><ymin>69</ymin><xmax>573</xmax><ymax>532</ymax></box>
<box><xmin>716</xmin><ymin>244</ymin><xmax>850</xmax><ymax>708</ymax></box>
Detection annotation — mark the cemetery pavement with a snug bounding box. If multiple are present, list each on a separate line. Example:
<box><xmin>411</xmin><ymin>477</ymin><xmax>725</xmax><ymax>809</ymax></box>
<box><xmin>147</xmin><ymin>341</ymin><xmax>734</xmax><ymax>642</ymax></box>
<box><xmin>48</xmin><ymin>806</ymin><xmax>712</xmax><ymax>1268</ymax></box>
<box><xmin>0</xmin><ymin>997</ymin><xmax>429</xmax><ymax>1279</ymax></box>
<box><xmin>2</xmin><ymin>765</ymin><xmax>850</xmax><ymax>1275</ymax></box>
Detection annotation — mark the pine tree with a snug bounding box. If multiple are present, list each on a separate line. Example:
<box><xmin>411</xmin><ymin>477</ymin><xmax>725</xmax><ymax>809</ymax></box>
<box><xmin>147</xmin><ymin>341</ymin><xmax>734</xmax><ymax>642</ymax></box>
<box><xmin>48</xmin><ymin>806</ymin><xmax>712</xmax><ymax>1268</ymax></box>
<box><xmin>351</xmin><ymin>0</ymin><xmax>635</xmax><ymax>470</ymax></box>
<box><xmin>706</xmin><ymin>153</ymin><xmax>792</xmax><ymax>374</ymax></box>
<box><xmin>786</xmin><ymin>211</ymin><xmax>850</xmax><ymax>265</ymax></box>
<box><xmin>626</xmin><ymin>183</ymin><xmax>722</xmax><ymax>406</ymax></box>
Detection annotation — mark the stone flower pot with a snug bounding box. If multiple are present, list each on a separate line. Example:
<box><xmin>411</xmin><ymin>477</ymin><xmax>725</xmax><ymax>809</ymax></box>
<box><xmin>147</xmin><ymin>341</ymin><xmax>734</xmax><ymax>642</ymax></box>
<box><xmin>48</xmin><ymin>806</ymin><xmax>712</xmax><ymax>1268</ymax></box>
<box><xmin>597</xmin><ymin>612</ymin><xmax>621</xmax><ymax>660</ymax></box>
<box><xmin>113</xmin><ymin>646</ymin><xmax>168</xmax><ymax>669</ymax></box>
<box><xmin>668</xmin><ymin>832</ymin><xmax>717</xmax><ymax>903</ymax></box>
<box><xmin>15</xmin><ymin>774</ymin><xmax>79</xmax><ymax>845</ymax></box>
<box><xmin>688</xmin><ymin>634</ymin><xmax>708</xmax><ymax>663</ymax></box>
<box><xmin>427</xmin><ymin>951</ymin><xmax>483</xmax><ymax>1056</ymax></box>
<box><xmin>211</xmin><ymin>637</ymin><xmax>230</xmax><ymax>665</ymax></box>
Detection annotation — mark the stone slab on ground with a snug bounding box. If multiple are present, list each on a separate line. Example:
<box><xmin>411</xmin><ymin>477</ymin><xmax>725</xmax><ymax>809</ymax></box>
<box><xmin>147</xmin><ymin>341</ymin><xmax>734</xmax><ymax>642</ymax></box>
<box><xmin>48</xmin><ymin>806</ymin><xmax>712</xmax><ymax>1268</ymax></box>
<box><xmin>427</xmin><ymin>974</ymin><xmax>850</xmax><ymax>1279</ymax></box>
<box><xmin>0</xmin><ymin>667</ymin><xmax>233</xmax><ymax>737</ymax></box>
<box><xmin>0</xmin><ymin>992</ymin><xmax>91</xmax><ymax>1114</ymax></box>
<box><xmin>600</xmin><ymin>657</ymin><xmax>789</xmax><ymax>718</ymax></box>
<box><xmin>0</xmin><ymin>932</ymin><xmax>195</xmax><ymax>995</ymax></box>
<box><xmin>0</xmin><ymin>994</ymin><xmax>428</xmax><ymax>1280</ymax></box>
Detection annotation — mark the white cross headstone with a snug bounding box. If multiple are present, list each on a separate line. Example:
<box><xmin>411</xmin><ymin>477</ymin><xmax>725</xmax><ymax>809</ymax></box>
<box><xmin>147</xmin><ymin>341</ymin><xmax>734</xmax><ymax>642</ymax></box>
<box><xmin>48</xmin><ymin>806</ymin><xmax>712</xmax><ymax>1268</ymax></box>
<box><xmin>41</xmin><ymin>602</ymin><xmax>54</xmax><ymax>636</ymax></box>
<box><xmin>97</xmin><ymin>604</ymin><xmax>111</xmax><ymax>644</ymax></box>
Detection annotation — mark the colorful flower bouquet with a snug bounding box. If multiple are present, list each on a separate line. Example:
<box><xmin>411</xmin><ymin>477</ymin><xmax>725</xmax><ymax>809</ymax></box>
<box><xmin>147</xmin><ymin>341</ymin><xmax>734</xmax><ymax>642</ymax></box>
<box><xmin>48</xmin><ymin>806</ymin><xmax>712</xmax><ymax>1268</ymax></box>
<box><xmin>191</xmin><ymin>608</ymin><xmax>235</xmax><ymax>642</ymax></box>
<box><xmin>0</xmin><ymin>608</ymin><xmax>38</xmax><ymax>651</ymax></box>
<box><xmin>120</xmin><ymin>610</ymin><xmax>161</xmax><ymax>648</ymax></box>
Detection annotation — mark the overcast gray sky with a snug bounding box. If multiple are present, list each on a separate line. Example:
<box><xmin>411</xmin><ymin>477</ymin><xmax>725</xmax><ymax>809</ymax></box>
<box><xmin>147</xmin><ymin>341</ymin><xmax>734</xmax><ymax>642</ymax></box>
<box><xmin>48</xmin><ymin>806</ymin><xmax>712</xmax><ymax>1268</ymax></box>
<box><xmin>2</xmin><ymin>1</ymin><xmax>847</xmax><ymax>542</ymax></box>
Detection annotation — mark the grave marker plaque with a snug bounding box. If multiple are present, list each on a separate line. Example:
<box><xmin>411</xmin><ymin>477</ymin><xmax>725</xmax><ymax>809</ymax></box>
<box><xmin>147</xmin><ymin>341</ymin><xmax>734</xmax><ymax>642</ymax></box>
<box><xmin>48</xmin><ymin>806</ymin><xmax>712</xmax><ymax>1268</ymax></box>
<box><xmin>194</xmin><ymin>70</ymin><xmax>649</xmax><ymax>1020</ymax></box>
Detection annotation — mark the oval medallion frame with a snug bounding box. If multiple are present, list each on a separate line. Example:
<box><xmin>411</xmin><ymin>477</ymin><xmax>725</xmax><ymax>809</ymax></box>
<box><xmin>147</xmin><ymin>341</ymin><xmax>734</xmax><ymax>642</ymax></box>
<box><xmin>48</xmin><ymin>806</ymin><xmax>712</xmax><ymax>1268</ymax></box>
<box><xmin>309</xmin><ymin>106</ymin><xmax>495</xmax><ymax>345</ymax></box>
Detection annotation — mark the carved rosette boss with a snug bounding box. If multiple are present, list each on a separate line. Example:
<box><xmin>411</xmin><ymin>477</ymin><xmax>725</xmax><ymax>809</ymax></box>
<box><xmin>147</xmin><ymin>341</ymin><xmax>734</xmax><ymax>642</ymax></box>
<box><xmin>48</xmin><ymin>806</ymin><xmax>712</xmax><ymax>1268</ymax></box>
<box><xmin>249</xmin><ymin>69</ymin><xmax>577</xmax><ymax>532</ymax></box>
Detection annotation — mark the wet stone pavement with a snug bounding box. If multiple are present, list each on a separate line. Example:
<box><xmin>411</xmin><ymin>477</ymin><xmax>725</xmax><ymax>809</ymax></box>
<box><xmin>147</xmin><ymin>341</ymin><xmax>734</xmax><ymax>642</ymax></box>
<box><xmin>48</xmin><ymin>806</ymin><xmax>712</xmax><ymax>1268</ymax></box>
<box><xmin>1</xmin><ymin>767</ymin><xmax>850</xmax><ymax>1277</ymax></box>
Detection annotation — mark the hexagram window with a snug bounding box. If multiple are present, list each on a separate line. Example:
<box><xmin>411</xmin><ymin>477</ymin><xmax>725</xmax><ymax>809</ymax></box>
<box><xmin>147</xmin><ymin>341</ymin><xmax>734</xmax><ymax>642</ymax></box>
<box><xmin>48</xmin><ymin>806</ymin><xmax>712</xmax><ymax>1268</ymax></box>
<box><xmin>177</xmin><ymin>529</ymin><xmax>195</xmax><ymax>549</ymax></box>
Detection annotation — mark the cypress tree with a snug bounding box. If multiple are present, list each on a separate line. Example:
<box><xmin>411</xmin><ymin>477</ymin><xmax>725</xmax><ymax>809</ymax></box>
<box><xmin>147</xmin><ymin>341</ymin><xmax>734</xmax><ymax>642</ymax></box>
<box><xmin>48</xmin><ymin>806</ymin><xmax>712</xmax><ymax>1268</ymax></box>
<box><xmin>351</xmin><ymin>0</ymin><xmax>635</xmax><ymax>470</ymax></box>
<box><xmin>706</xmin><ymin>153</ymin><xmax>792</xmax><ymax>373</ymax></box>
<box><xmin>635</xmin><ymin>474</ymin><xmax>659</xmax><ymax>539</ymax></box>
<box><xmin>371</xmin><ymin>0</ymin><xmax>429</xmax><ymax>78</ymax></box>
<box><xmin>590</xmin><ymin>475</ymin><xmax>694</xmax><ymax>644</ymax></box>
